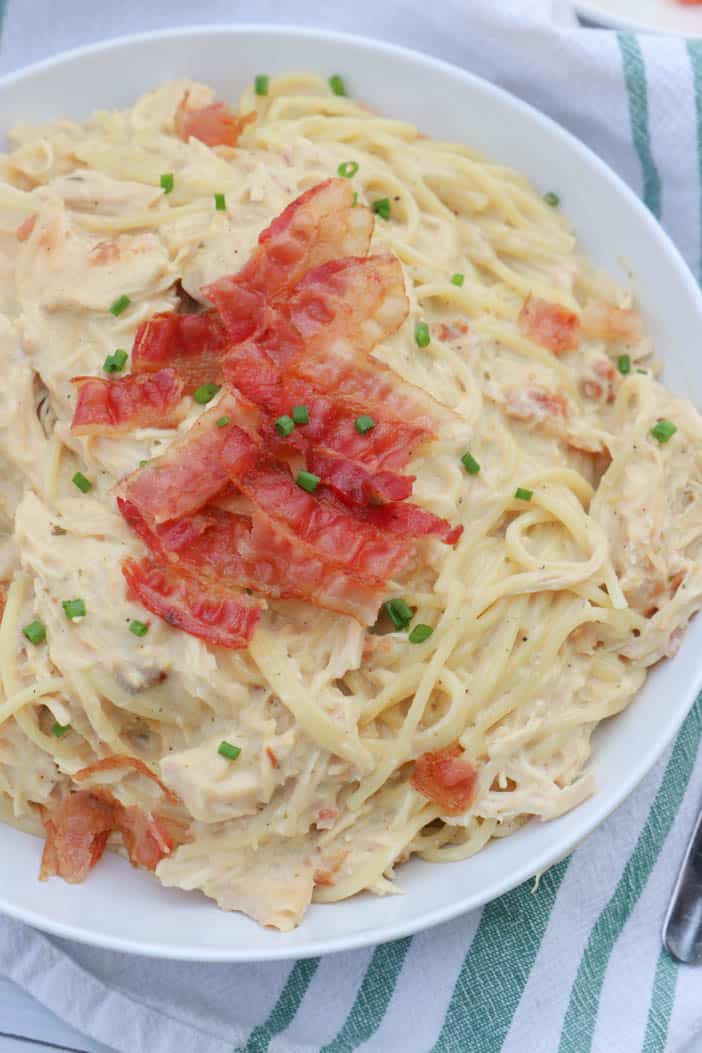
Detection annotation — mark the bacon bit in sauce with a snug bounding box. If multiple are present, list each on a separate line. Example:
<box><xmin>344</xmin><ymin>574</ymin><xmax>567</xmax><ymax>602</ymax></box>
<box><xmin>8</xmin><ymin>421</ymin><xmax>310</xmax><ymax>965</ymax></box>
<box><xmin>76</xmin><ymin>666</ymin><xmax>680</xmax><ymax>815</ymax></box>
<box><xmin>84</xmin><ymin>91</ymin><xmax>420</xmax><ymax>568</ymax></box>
<box><xmin>518</xmin><ymin>295</ymin><xmax>579</xmax><ymax>355</ymax></box>
<box><xmin>503</xmin><ymin>385</ymin><xmax>569</xmax><ymax>423</ymax></box>
<box><xmin>265</xmin><ymin>747</ymin><xmax>279</xmax><ymax>769</ymax></box>
<box><xmin>70</xmin><ymin>369</ymin><xmax>185</xmax><ymax>436</ymax></box>
<box><xmin>580</xmin><ymin>302</ymin><xmax>643</xmax><ymax>345</ymax></box>
<box><xmin>174</xmin><ymin>93</ymin><xmax>256</xmax><ymax>148</ymax></box>
<box><xmin>411</xmin><ymin>744</ymin><xmax>477</xmax><ymax>815</ymax></box>
<box><xmin>313</xmin><ymin>848</ymin><xmax>349</xmax><ymax>887</ymax></box>
<box><xmin>315</xmin><ymin>807</ymin><xmax>339</xmax><ymax>830</ymax></box>
<box><xmin>16</xmin><ymin>214</ymin><xmax>37</xmax><ymax>242</ymax></box>
<box><xmin>582</xmin><ymin>358</ymin><xmax>617</xmax><ymax>403</ymax></box>
<box><xmin>90</xmin><ymin>239</ymin><xmax>120</xmax><ymax>266</ymax></box>
<box><xmin>39</xmin><ymin>789</ymin><xmax>174</xmax><ymax>883</ymax></box>
<box><xmin>435</xmin><ymin>320</ymin><xmax>469</xmax><ymax>342</ymax></box>
<box><xmin>74</xmin><ymin>754</ymin><xmax>179</xmax><ymax>804</ymax></box>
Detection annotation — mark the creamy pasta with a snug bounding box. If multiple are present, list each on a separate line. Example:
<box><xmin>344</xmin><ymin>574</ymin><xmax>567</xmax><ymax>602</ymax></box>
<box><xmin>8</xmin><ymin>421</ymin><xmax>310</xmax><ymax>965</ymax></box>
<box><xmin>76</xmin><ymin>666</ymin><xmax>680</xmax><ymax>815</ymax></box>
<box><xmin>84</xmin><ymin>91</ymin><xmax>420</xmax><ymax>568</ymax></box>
<box><xmin>0</xmin><ymin>75</ymin><xmax>700</xmax><ymax>931</ymax></box>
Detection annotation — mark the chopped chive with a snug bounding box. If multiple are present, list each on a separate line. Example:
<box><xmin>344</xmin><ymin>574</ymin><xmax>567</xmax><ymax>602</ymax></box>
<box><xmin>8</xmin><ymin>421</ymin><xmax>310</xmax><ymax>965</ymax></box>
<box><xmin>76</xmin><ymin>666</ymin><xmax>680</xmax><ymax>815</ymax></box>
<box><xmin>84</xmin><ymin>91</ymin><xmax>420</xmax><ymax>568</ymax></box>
<box><xmin>461</xmin><ymin>451</ymin><xmax>480</xmax><ymax>475</ymax></box>
<box><xmin>544</xmin><ymin>191</ymin><xmax>560</xmax><ymax>207</ymax></box>
<box><xmin>214</xmin><ymin>192</ymin><xmax>226</xmax><ymax>212</ymax></box>
<box><xmin>51</xmin><ymin>722</ymin><xmax>71</xmax><ymax>738</ymax></box>
<box><xmin>62</xmin><ymin>598</ymin><xmax>86</xmax><ymax>620</ymax></box>
<box><xmin>650</xmin><ymin>419</ymin><xmax>677</xmax><ymax>444</ymax></box>
<box><xmin>384</xmin><ymin>598</ymin><xmax>414</xmax><ymax>631</ymax></box>
<box><xmin>193</xmin><ymin>382</ymin><xmax>220</xmax><ymax>404</ymax></box>
<box><xmin>254</xmin><ymin>74</ymin><xmax>269</xmax><ymax>96</ymax></box>
<box><xmin>450</xmin><ymin>272</ymin><xmax>465</xmax><ymax>287</ymax></box>
<box><xmin>129</xmin><ymin>619</ymin><xmax>149</xmax><ymax>637</ymax></box>
<box><xmin>352</xmin><ymin>192</ymin><xmax>358</xmax><ymax>207</ymax></box>
<box><xmin>329</xmin><ymin>74</ymin><xmax>347</xmax><ymax>97</ymax></box>
<box><xmin>138</xmin><ymin>459</ymin><xmax>149</xmax><ymax>467</ymax></box>
<box><xmin>372</xmin><ymin>197</ymin><xmax>391</xmax><ymax>221</ymax></box>
<box><xmin>617</xmin><ymin>354</ymin><xmax>631</xmax><ymax>375</ymax></box>
<box><xmin>292</xmin><ymin>404</ymin><xmax>309</xmax><ymax>424</ymax></box>
<box><xmin>275</xmin><ymin>414</ymin><xmax>295</xmax><ymax>437</ymax></box>
<box><xmin>218</xmin><ymin>740</ymin><xmax>241</xmax><ymax>761</ymax></box>
<box><xmin>514</xmin><ymin>487</ymin><xmax>533</xmax><ymax>501</ymax></box>
<box><xmin>22</xmin><ymin>620</ymin><xmax>46</xmax><ymax>645</ymax></box>
<box><xmin>109</xmin><ymin>294</ymin><xmax>131</xmax><ymax>317</ymax></box>
<box><xmin>296</xmin><ymin>470</ymin><xmax>320</xmax><ymax>493</ymax></box>
<box><xmin>160</xmin><ymin>172</ymin><xmax>174</xmax><ymax>194</ymax></box>
<box><xmin>103</xmin><ymin>348</ymin><xmax>128</xmax><ymax>373</ymax></box>
<box><xmin>337</xmin><ymin>160</ymin><xmax>359</xmax><ymax>179</ymax></box>
<box><xmin>636</xmin><ymin>368</ymin><xmax>648</xmax><ymax>375</ymax></box>
<box><xmin>72</xmin><ymin>471</ymin><xmax>92</xmax><ymax>493</ymax></box>
<box><xmin>409</xmin><ymin>623</ymin><xmax>433</xmax><ymax>644</ymax></box>
<box><xmin>216</xmin><ymin>415</ymin><xmax>231</xmax><ymax>428</ymax></box>
<box><xmin>415</xmin><ymin>321</ymin><xmax>431</xmax><ymax>349</ymax></box>
<box><xmin>355</xmin><ymin>414</ymin><xmax>376</xmax><ymax>434</ymax></box>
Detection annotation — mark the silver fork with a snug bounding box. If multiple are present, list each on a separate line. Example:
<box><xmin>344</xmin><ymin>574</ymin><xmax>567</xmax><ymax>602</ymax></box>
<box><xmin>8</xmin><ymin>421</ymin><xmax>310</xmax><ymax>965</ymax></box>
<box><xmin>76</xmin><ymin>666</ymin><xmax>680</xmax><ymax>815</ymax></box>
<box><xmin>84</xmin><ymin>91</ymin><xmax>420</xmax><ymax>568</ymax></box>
<box><xmin>663</xmin><ymin>802</ymin><xmax>702</xmax><ymax>963</ymax></box>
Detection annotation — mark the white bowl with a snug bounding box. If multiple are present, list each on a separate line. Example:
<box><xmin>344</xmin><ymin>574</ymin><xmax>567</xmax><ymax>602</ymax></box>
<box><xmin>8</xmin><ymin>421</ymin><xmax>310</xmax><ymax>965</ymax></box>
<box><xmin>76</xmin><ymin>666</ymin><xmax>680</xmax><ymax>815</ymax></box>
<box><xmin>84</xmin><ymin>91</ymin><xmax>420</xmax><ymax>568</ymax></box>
<box><xmin>1</xmin><ymin>24</ymin><xmax>701</xmax><ymax>962</ymax></box>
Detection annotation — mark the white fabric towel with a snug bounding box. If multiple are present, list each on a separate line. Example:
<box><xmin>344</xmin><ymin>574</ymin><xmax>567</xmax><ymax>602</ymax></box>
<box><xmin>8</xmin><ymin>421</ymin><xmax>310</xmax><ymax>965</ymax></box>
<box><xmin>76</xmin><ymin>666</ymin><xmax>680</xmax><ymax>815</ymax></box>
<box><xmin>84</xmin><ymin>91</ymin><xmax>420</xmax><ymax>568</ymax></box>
<box><xmin>1</xmin><ymin>2</ymin><xmax>702</xmax><ymax>1051</ymax></box>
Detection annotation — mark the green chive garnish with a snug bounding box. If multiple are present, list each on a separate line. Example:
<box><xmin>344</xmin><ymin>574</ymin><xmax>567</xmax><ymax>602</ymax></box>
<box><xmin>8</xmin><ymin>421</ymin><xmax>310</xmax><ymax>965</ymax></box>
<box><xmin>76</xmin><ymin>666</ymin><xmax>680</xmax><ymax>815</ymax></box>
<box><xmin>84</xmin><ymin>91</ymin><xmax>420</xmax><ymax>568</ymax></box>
<box><xmin>275</xmin><ymin>414</ymin><xmax>295</xmax><ymax>437</ymax></box>
<box><xmin>636</xmin><ymin>369</ymin><xmax>648</xmax><ymax>375</ymax></box>
<box><xmin>255</xmin><ymin>74</ymin><xmax>269</xmax><ymax>96</ymax></box>
<box><xmin>352</xmin><ymin>192</ymin><xmax>358</xmax><ymax>207</ymax></box>
<box><xmin>409</xmin><ymin>623</ymin><xmax>433</xmax><ymax>644</ymax></box>
<box><xmin>72</xmin><ymin>471</ymin><xmax>91</xmax><ymax>493</ymax></box>
<box><xmin>160</xmin><ymin>172</ymin><xmax>174</xmax><ymax>194</ymax></box>
<box><xmin>129</xmin><ymin>619</ymin><xmax>149</xmax><ymax>637</ymax></box>
<box><xmin>514</xmin><ymin>487</ymin><xmax>533</xmax><ymax>501</ymax></box>
<box><xmin>109</xmin><ymin>294</ymin><xmax>131</xmax><ymax>317</ymax></box>
<box><xmin>139</xmin><ymin>459</ymin><xmax>149</xmax><ymax>467</ymax></box>
<box><xmin>415</xmin><ymin>321</ymin><xmax>431</xmax><ymax>349</ymax></box>
<box><xmin>450</xmin><ymin>273</ymin><xmax>465</xmax><ymax>287</ymax></box>
<box><xmin>461</xmin><ymin>451</ymin><xmax>480</xmax><ymax>475</ymax></box>
<box><xmin>296</xmin><ymin>470</ymin><xmax>320</xmax><ymax>493</ymax></box>
<box><xmin>292</xmin><ymin>405</ymin><xmax>309</xmax><ymax>424</ymax></box>
<box><xmin>337</xmin><ymin>160</ymin><xmax>359</xmax><ymax>179</ymax></box>
<box><xmin>329</xmin><ymin>74</ymin><xmax>347</xmax><ymax>97</ymax></box>
<box><xmin>62</xmin><ymin>598</ymin><xmax>86</xmax><ymax>620</ymax></box>
<box><xmin>216</xmin><ymin>416</ymin><xmax>231</xmax><ymax>428</ymax></box>
<box><xmin>617</xmin><ymin>354</ymin><xmax>631</xmax><ymax>375</ymax></box>
<box><xmin>22</xmin><ymin>620</ymin><xmax>46</xmax><ymax>645</ymax></box>
<box><xmin>103</xmin><ymin>348</ymin><xmax>128</xmax><ymax>373</ymax></box>
<box><xmin>384</xmin><ymin>598</ymin><xmax>414</xmax><ymax>631</ymax></box>
<box><xmin>214</xmin><ymin>193</ymin><xmax>226</xmax><ymax>212</ymax></box>
<box><xmin>218</xmin><ymin>740</ymin><xmax>241</xmax><ymax>761</ymax></box>
<box><xmin>544</xmin><ymin>191</ymin><xmax>560</xmax><ymax>207</ymax></box>
<box><xmin>355</xmin><ymin>415</ymin><xmax>376</xmax><ymax>434</ymax></box>
<box><xmin>650</xmin><ymin>419</ymin><xmax>677</xmax><ymax>444</ymax></box>
<box><xmin>372</xmin><ymin>197</ymin><xmax>391</xmax><ymax>221</ymax></box>
<box><xmin>51</xmin><ymin>722</ymin><xmax>71</xmax><ymax>738</ymax></box>
<box><xmin>193</xmin><ymin>382</ymin><xmax>220</xmax><ymax>404</ymax></box>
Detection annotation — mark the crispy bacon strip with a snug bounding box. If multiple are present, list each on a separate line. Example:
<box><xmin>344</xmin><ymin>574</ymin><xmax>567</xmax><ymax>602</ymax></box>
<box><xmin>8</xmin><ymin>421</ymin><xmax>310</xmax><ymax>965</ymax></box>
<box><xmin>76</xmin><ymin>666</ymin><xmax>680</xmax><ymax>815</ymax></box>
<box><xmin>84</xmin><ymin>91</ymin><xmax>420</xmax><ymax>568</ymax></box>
<box><xmin>202</xmin><ymin>179</ymin><xmax>373</xmax><ymax>340</ymax></box>
<box><xmin>39</xmin><ymin>789</ymin><xmax>174</xmax><ymax>883</ymax></box>
<box><xmin>70</xmin><ymin>369</ymin><xmax>185</xmax><ymax>437</ymax></box>
<box><xmin>411</xmin><ymin>745</ymin><xmax>477</xmax><ymax>816</ymax></box>
<box><xmin>174</xmin><ymin>94</ymin><xmax>255</xmax><ymax>147</ymax></box>
<box><xmin>518</xmin><ymin>296</ymin><xmax>579</xmax><ymax>355</ymax></box>
<box><xmin>305</xmin><ymin>449</ymin><xmax>414</xmax><ymax>508</ymax></box>
<box><xmin>219</xmin><ymin>427</ymin><xmax>412</xmax><ymax>583</ymax></box>
<box><xmin>74</xmin><ymin>754</ymin><xmax>178</xmax><ymax>804</ymax></box>
<box><xmin>225</xmin><ymin>344</ymin><xmax>429</xmax><ymax>470</ymax></box>
<box><xmin>16</xmin><ymin>214</ymin><xmax>37</xmax><ymax>242</ymax></box>
<box><xmin>123</xmin><ymin>556</ymin><xmax>261</xmax><ymax>649</ymax></box>
<box><xmin>113</xmin><ymin>394</ymin><xmax>256</xmax><ymax>524</ymax></box>
<box><xmin>131</xmin><ymin>311</ymin><xmax>231</xmax><ymax>392</ymax></box>
<box><xmin>363</xmin><ymin>503</ymin><xmax>463</xmax><ymax>546</ymax></box>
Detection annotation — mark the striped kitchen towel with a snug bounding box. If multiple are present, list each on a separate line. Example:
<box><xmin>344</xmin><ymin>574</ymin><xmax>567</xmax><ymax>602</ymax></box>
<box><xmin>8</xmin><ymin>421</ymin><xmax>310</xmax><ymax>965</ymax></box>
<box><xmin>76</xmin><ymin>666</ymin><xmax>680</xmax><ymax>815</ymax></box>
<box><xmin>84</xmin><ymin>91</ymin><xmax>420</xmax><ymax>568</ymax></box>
<box><xmin>1</xmin><ymin>2</ymin><xmax>702</xmax><ymax>1051</ymax></box>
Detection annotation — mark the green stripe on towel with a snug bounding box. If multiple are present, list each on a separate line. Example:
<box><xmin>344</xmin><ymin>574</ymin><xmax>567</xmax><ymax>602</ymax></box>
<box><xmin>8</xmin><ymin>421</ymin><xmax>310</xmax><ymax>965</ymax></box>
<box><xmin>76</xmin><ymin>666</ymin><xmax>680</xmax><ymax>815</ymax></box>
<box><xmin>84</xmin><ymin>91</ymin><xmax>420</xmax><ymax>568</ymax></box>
<box><xmin>686</xmin><ymin>41</ymin><xmax>702</xmax><ymax>283</ymax></box>
<box><xmin>617</xmin><ymin>33</ymin><xmax>662</xmax><ymax>218</ymax></box>
<box><xmin>643</xmin><ymin>948</ymin><xmax>678</xmax><ymax>1053</ymax></box>
<box><xmin>240</xmin><ymin>957</ymin><xmax>320</xmax><ymax>1053</ymax></box>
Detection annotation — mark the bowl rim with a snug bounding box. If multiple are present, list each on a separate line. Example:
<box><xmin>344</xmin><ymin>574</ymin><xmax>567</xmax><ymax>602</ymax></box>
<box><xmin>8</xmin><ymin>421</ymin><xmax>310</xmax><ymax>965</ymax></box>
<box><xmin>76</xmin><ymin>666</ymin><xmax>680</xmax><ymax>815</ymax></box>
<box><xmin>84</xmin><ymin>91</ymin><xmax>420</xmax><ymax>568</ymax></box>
<box><xmin>1</xmin><ymin>21</ymin><xmax>701</xmax><ymax>962</ymax></box>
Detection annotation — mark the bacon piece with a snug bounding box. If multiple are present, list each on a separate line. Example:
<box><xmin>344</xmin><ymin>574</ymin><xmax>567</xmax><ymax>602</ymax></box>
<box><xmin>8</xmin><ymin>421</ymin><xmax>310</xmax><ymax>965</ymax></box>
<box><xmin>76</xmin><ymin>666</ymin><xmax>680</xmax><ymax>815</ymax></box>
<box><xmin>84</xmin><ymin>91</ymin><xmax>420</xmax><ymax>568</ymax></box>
<box><xmin>123</xmin><ymin>556</ymin><xmax>261</xmax><ymax>649</ymax></box>
<box><xmin>225</xmin><ymin>345</ymin><xmax>429</xmax><ymax>470</ymax></box>
<box><xmin>16</xmin><ymin>214</ymin><xmax>37</xmax><ymax>242</ymax></box>
<box><xmin>266</xmin><ymin>747</ymin><xmax>279</xmax><ymax>769</ymax></box>
<box><xmin>203</xmin><ymin>179</ymin><xmax>373</xmax><ymax>332</ymax></box>
<box><xmin>74</xmin><ymin>754</ymin><xmax>178</xmax><ymax>804</ymax></box>
<box><xmin>306</xmin><ymin>449</ymin><xmax>414</xmax><ymax>508</ymax></box>
<box><xmin>518</xmin><ymin>296</ymin><xmax>579</xmax><ymax>355</ymax></box>
<box><xmin>39</xmin><ymin>789</ymin><xmax>173</xmax><ymax>883</ymax></box>
<box><xmin>580</xmin><ymin>302</ymin><xmax>643</xmax><ymax>345</ymax></box>
<box><xmin>582</xmin><ymin>358</ymin><xmax>617</xmax><ymax>403</ymax></box>
<box><xmin>114</xmin><ymin>394</ymin><xmax>255</xmax><ymax>524</ymax></box>
<box><xmin>220</xmin><ymin>427</ymin><xmax>412</xmax><ymax>583</ymax></box>
<box><xmin>90</xmin><ymin>240</ymin><xmax>120</xmax><ymax>266</ymax></box>
<box><xmin>411</xmin><ymin>745</ymin><xmax>477</xmax><ymax>816</ymax></box>
<box><xmin>70</xmin><ymin>369</ymin><xmax>185</xmax><ymax>436</ymax></box>
<box><xmin>364</xmin><ymin>503</ymin><xmax>463</xmax><ymax>545</ymax></box>
<box><xmin>503</xmin><ymin>385</ymin><xmax>569</xmax><ymax>423</ymax></box>
<box><xmin>174</xmin><ymin>94</ymin><xmax>255</xmax><ymax>147</ymax></box>
<box><xmin>131</xmin><ymin>311</ymin><xmax>231</xmax><ymax>392</ymax></box>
